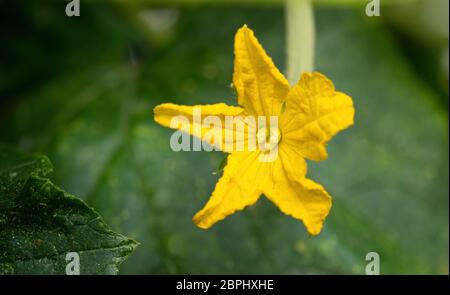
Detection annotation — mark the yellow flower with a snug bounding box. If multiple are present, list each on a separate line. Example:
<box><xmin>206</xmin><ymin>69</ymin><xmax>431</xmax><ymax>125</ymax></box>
<box><xmin>154</xmin><ymin>25</ymin><xmax>354</xmax><ymax>235</ymax></box>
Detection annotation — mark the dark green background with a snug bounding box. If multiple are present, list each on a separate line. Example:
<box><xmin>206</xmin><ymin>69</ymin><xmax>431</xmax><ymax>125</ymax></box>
<box><xmin>0</xmin><ymin>1</ymin><xmax>448</xmax><ymax>274</ymax></box>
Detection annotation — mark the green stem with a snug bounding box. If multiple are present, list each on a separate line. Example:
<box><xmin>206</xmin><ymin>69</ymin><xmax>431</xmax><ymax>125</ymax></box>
<box><xmin>285</xmin><ymin>0</ymin><xmax>316</xmax><ymax>85</ymax></box>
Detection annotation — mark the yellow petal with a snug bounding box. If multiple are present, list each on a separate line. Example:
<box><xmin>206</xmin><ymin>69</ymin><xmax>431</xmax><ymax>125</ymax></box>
<box><xmin>233</xmin><ymin>25</ymin><xmax>290</xmax><ymax>116</ymax></box>
<box><xmin>193</xmin><ymin>151</ymin><xmax>269</xmax><ymax>228</ymax></box>
<box><xmin>154</xmin><ymin>102</ymin><xmax>248</xmax><ymax>152</ymax></box>
<box><xmin>277</xmin><ymin>143</ymin><xmax>308</xmax><ymax>180</ymax></box>
<box><xmin>280</xmin><ymin>72</ymin><xmax>355</xmax><ymax>161</ymax></box>
<box><xmin>264</xmin><ymin>145</ymin><xmax>332</xmax><ymax>235</ymax></box>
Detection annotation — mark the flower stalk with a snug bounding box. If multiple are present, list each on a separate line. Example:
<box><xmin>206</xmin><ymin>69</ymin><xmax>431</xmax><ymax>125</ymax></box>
<box><xmin>285</xmin><ymin>0</ymin><xmax>316</xmax><ymax>85</ymax></box>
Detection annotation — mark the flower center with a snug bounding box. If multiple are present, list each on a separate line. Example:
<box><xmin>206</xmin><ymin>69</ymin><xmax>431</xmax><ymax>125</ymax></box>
<box><xmin>257</xmin><ymin>126</ymin><xmax>281</xmax><ymax>151</ymax></box>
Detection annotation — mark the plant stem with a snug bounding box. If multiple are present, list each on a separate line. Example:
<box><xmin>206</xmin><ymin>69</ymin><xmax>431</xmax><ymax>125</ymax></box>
<box><xmin>285</xmin><ymin>0</ymin><xmax>316</xmax><ymax>85</ymax></box>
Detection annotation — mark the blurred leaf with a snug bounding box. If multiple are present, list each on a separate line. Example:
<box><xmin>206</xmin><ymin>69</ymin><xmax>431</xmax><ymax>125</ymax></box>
<box><xmin>93</xmin><ymin>0</ymin><xmax>416</xmax><ymax>6</ymax></box>
<box><xmin>386</xmin><ymin>0</ymin><xmax>449</xmax><ymax>45</ymax></box>
<box><xmin>0</xmin><ymin>5</ymin><xmax>447</xmax><ymax>274</ymax></box>
<box><xmin>0</xmin><ymin>1</ymin><xmax>142</xmax><ymax>101</ymax></box>
<box><xmin>0</xmin><ymin>144</ymin><xmax>138</xmax><ymax>274</ymax></box>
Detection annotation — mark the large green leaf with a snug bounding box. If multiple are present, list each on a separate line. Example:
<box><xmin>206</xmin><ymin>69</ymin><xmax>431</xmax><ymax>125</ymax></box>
<box><xmin>0</xmin><ymin>4</ymin><xmax>447</xmax><ymax>274</ymax></box>
<box><xmin>0</xmin><ymin>144</ymin><xmax>138</xmax><ymax>274</ymax></box>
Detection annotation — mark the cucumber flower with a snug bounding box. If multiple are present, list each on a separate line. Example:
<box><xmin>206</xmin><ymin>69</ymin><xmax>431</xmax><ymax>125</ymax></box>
<box><xmin>154</xmin><ymin>25</ymin><xmax>354</xmax><ymax>235</ymax></box>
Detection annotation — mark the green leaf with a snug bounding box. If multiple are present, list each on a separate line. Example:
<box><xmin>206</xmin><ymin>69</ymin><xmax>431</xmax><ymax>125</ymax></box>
<box><xmin>0</xmin><ymin>4</ymin><xmax>447</xmax><ymax>274</ymax></box>
<box><xmin>0</xmin><ymin>144</ymin><xmax>138</xmax><ymax>275</ymax></box>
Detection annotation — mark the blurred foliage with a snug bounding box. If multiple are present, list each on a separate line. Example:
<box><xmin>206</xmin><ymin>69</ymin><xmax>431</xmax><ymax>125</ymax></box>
<box><xmin>0</xmin><ymin>1</ymin><xmax>448</xmax><ymax>274</ymax></box>
<box><xmin>385</xmin><ymin>0</ymin><xmax>449</xmax><ymax>102</ymax></box>
<box><xmin>90</xmin><ymin>0</ymin><xmax>417</xmax><ymax>6</ymax></box>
